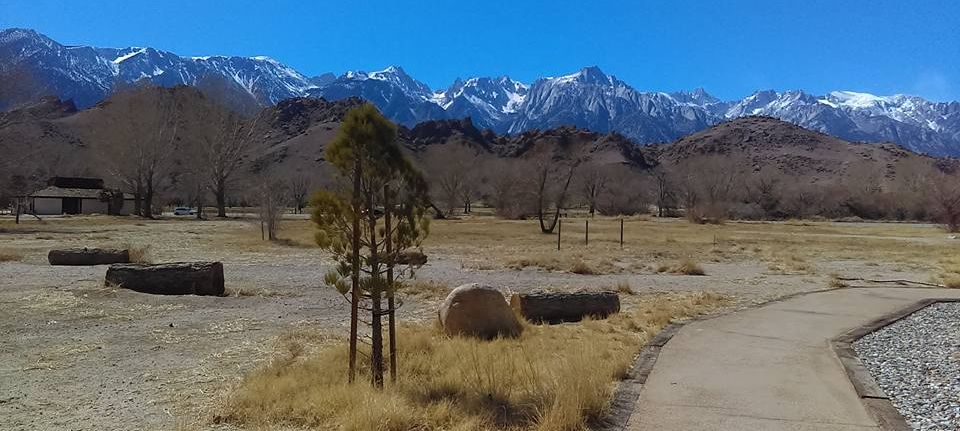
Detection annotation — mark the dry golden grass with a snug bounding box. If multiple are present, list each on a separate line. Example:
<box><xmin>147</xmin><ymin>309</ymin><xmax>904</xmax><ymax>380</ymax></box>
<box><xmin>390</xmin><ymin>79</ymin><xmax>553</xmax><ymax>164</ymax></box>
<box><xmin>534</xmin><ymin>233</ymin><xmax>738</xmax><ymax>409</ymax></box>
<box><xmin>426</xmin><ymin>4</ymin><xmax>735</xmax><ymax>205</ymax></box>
<box><xmin>401</xmin><ymin>280</ymin><xmax>452</xmax><ymax>300</ymax></box>
<box><xmin>828</xmin><ymin>274</ymin><xmax>849</xmax><ymax>288</ymax></box>
<box><xmin>216</xmin><ymin>292</ymin><xmax>726</xmax><ymax>431</ymax></box>
<box><xmin>0</xmin><ymin>249</ymin><xmax>23</xmax><ymax>262</ymax></box>
<box><xmin>766</xmin><ymin>253</ymin><xmax>815</xmax><ymax>275</ymax></box>
<box><xmin>276</xmin><ymin>215</ymin><xmax>957</xmax><ymax>276</ymax></box>
<box><xmin>122</xmin><ymin>242</ymin><xmax>153</xmax><ymax>264</ymax></box>
<box><xmin>943</xmin><ymin>277</ymin><xmax>960</xmax><ymax>289</ymax></box>
<box><xmin>507</xmin><ymin>253</ymin><xmax>615</xmax><ymax>275</ymax></box>
<box><xmin>3</xmin><ymin>213</ymin><xmax>955</xmax><ymax>284</ymax></box>
<box><xmin>570</xmin><ymin>259</ymin><xmax>597</xmax><ymax>275</ymax></box>
<box><xmin>614</xmin><ymin>280</ymin><xmax>635</xmax><ymax>295</ymax></box>
<box><xmin>937</xmin><ymin>256</ymin><xmax>960</xmax><ymax>288</ymax></box>
<box><xmin>223</xmin><ymin>286</ymin><xmax>285</xmax><ymax>298</ymax></box>
<box><xmin>657</xmin><ymin>258</ymin><xmax>706</xmax><ymax>276</ymax></box>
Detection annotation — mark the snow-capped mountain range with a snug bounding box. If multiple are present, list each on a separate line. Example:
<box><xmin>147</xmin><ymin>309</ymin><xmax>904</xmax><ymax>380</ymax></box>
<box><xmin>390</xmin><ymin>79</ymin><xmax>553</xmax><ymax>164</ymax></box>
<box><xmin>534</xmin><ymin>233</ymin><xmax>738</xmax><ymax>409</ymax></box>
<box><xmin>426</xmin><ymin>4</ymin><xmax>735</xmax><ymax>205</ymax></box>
<box><xmin>3</xmin><ymin>28</ymin><xmax>960</xmax><ymax>156</ymax></box>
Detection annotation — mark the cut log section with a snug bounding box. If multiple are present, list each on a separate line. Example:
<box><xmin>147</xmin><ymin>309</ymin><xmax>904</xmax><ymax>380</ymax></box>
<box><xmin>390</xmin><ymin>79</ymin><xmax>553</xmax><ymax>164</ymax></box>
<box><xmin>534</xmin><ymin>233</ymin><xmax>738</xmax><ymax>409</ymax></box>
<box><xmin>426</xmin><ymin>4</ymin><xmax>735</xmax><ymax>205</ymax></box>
<box><xmin>48</xmin><ymin>248</ymin><xmax>130</xmax><ymax>266</ymax></box>
<box><xmin>510</xmin><ymin>291</ymin><xmax>620</xmax><ymax>323</ymax></box>
<box><xmin>105</xmin><ymin>262</ymin><xmax>225</xmax><ymax>296</ymax></box>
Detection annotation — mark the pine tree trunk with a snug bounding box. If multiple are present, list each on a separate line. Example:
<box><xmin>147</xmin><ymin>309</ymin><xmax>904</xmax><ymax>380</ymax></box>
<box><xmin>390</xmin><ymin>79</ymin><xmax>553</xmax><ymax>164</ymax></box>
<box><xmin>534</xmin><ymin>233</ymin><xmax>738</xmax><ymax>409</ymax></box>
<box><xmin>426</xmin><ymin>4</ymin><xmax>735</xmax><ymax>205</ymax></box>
<box><xmin>384</xmin><ymin>185</ymin><xmax>397</xmax><ymax>383</ymax></box>
<box><xmin>348</xmin><ymin>161</ymin><xmax>361</xmax><ymax>383</ymax></box>
<box><xmin>371</xmin><ymin>287</ymin><xmax>384</xmax><ymax>388</ymax></box>
<box><xmin>367</xmin><ymin>189</ymin><xmax>384</xmax><ymax>388</ymax></box>
<box><xmin>14</xmin><ymin>197</ymin><xmax>20</xmax><ymax>224</ymax></box>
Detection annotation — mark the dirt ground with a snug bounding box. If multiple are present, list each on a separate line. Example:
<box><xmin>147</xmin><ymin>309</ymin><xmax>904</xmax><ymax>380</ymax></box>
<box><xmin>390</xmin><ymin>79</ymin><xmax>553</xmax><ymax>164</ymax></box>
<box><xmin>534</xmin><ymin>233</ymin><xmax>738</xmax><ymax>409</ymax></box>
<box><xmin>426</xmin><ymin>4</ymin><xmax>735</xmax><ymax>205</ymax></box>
<box><xmin>0</xmin><ymin>214</ymin><xmax>956</xmax><ymax>430</ymax></box>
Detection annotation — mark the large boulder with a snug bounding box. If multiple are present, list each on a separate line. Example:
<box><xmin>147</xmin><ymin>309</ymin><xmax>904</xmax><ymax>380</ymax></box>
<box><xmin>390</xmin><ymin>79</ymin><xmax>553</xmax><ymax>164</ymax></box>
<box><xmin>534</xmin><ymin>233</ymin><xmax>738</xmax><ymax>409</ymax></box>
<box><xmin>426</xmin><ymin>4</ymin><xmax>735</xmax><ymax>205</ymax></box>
<box><xmin>48</xmin><ymin>248</ymin><xmax>130</xmax><ymax>266</ymax></box>
<box><xmin>510</xmin><ymin>291</ymin><xmax>620</xmax><ymax>323</ymax></box>
<box><xmin>105</xmin><ymin>262</ymin><xmax>224</xmax><ymax>296</ymax></box>
<box><xmin>438</xmin><ymin>283</ymin><xmax>523</xmax><ymax>339</ymax></box>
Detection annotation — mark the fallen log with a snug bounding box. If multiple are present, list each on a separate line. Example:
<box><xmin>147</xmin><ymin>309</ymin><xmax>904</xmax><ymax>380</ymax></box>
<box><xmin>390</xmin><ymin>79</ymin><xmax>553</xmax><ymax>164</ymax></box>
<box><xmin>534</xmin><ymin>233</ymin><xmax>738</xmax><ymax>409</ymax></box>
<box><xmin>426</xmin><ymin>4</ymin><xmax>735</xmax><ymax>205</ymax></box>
<box><xmin>510</xmin><ymin>291</ymin><xmax>620</xmax><ymax>323</ymax></box>
<box><xmin>105</xmin><ymin>262</ymin><xmax>224</xmax><ymax>296</ymax></box>
<box><xmin>48</xmin><ymin>248</ymin><xmax>130</xmax><ymax>266</ymax></box>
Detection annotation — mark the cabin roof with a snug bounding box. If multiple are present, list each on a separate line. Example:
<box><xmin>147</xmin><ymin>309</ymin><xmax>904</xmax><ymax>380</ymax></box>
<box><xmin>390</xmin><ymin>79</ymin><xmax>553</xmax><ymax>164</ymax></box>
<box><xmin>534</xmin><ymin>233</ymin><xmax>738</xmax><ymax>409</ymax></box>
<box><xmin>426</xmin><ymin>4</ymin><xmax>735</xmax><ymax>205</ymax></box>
<box><xmin>29</xmin><ymin>187</ymin><xmax>134</xmax><ymax>199</ymax></box>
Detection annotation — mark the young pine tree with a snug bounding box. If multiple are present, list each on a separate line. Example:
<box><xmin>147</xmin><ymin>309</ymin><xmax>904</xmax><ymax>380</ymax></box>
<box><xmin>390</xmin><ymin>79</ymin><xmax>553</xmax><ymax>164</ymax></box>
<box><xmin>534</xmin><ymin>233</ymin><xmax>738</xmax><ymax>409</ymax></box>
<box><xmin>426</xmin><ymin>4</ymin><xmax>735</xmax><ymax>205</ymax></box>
<box><xmin>311</xmin><ymin>104</ymin><xmax>430</xmax><ymax>387</ymax></box>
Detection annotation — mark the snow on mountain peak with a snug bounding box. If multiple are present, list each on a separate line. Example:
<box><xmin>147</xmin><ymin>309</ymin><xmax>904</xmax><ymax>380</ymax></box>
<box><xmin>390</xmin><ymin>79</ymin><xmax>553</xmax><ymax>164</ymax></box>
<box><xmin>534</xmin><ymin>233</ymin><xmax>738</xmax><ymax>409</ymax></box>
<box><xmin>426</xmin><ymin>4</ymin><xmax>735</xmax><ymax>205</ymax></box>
<box><xmin>250</xmin><ymin>55</ymin><xmax>280</xmax><ymax>63</ymax></box>
<box><xmin>338</xmin><ymin>65</ymin><xmax>434</xmax><ymax>100</ymax></box>
<box><xmin>827</xmin><ymin>90</ymin><xmax>890</xmax><ymax>108</ymax></box>
<box><xmin>112</xmin><ymin>48</ymin><xmax>147</xmax><ymax>64</ymax></box>
<box><xmin>550</xmin><ymin>66</ymin><xmax>613</xmax><ymax>86</ymax></box>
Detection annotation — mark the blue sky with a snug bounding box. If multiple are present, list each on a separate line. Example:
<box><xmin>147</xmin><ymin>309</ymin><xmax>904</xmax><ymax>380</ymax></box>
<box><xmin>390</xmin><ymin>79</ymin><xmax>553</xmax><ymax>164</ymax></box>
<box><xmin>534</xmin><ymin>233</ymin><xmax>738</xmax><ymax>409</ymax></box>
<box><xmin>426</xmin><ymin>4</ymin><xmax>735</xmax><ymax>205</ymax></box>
<box><xmin>2</xmin><ymin>0</ymin><xmax>958</xmax><ymax>101</ymax></box>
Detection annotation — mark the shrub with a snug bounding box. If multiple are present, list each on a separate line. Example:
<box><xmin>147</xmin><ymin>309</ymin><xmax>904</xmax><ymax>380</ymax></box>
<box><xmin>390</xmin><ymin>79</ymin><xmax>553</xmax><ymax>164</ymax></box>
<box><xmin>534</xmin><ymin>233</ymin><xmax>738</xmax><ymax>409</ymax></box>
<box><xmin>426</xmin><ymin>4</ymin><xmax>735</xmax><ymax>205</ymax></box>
<box><xmin>570</xmin><ymin>260</ymin><xmax>597</xmax><ymax>275</ymax></box>
<box><xmin>674</xmin><ymin>259</ymin><xmax>706</xmax><ymax>275</ymax></box>
<box><xmin>656</xmin><ymin>259</ymin><xmax>706</xmax><ymax>276</ymax></box>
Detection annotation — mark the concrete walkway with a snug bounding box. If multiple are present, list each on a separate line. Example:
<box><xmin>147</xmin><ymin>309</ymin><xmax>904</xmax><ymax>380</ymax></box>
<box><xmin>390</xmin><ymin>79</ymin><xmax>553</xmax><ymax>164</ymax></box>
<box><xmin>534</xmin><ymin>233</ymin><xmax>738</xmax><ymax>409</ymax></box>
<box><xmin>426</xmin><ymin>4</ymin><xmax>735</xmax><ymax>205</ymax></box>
<box><xmin>627</xmin><ymin>287</ymin><xmax>960</xmax><ymax>430</ymax></box>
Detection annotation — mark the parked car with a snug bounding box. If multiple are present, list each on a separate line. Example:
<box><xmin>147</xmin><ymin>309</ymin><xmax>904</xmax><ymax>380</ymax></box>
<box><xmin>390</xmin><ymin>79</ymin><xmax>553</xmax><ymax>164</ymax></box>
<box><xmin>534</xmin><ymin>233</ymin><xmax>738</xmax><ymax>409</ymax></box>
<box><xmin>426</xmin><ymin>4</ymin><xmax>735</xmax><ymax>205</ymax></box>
<box><xmin>173</xmin><ymin>207</ymin><xmax>196</xmax><ymax>216</ymax></box>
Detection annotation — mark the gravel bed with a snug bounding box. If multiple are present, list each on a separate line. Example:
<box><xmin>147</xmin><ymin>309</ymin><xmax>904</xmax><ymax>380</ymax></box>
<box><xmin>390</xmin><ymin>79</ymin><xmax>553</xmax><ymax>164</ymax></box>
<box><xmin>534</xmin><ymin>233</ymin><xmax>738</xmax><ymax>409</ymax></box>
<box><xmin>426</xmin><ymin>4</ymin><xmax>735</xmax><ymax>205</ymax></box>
<box><xmin>853</xmin><ymin>302</ymin><xmax>960</xmax><ymax>431</ymax></box>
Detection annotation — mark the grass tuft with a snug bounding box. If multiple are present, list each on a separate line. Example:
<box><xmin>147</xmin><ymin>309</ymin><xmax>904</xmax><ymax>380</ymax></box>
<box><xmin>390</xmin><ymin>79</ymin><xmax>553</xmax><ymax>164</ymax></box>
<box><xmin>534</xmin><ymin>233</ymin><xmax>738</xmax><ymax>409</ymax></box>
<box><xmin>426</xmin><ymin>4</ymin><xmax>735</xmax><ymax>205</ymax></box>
<box><xmin>224</xmin><ymin>286</ymin><xmax>285</xmax><ymax>298</ymax></box>
<box><xmin>570</xmin><ymin>260</ymin><xmax>597</xmax><ymax>275</ymax></box>
<box><xmin>658</xmin><ymin>259</ymin><xmax>706</xmax><ymax>276</ymax></box>
<box><xmin>943</xmin><ymin>277</ymin><xmax>960</xmax><ymax>289</ymax></box>
<box><xmin>828</xmin><ymin>275</ymin><xmax>849</xmax><ymax>288</ymax></box>
<box><xmin>0</xmin><ymin>249</ymin><xmax>23</xmax><ymax>262</ymax></box>
<box><xmin>123</xmin><ymin>243</ymin><xmax>153</xmax><ymax>264</ymax></box>
<box><xmin>615</xmin><ymin>280</ymin><xmax>635</xmax><ymax>295</ymax></box>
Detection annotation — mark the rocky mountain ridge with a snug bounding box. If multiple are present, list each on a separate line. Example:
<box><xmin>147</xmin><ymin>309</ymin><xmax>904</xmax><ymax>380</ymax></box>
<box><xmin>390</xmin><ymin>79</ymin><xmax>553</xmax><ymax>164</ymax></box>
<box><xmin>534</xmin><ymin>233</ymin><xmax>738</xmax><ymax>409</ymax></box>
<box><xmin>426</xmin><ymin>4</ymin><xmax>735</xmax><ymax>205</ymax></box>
<box><xmin>3</xmin><ymin>28</ymin><xmax>960</xmax><ymax>156</ymax></box>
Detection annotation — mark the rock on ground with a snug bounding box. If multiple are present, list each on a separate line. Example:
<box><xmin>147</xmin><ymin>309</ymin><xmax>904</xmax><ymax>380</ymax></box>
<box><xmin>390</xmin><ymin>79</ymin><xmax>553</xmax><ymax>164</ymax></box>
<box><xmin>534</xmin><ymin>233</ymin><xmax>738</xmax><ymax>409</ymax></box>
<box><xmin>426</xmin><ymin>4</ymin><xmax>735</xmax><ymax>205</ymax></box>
<box><xmin>438</xmin><ymin>283</ymin><xmax>522</xmax><ymax>339</ymax></box>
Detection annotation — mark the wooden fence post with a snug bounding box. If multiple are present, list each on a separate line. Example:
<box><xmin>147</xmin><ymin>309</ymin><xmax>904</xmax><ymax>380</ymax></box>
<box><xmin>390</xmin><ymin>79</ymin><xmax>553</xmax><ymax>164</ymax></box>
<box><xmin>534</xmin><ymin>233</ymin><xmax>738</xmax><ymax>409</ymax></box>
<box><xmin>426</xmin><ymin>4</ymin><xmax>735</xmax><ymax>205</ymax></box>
<box><xmin>620</xmin><ymin>218</ymin><xmax>624</xmax><ymax>249</ymax></box>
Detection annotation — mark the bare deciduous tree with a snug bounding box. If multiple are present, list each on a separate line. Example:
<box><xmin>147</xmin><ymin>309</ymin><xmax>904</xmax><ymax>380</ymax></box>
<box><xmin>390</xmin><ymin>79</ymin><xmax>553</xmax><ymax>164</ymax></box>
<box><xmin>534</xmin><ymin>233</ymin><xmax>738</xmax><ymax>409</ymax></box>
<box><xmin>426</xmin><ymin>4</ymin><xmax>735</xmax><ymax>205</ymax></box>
<box><xmin>423</xmin><ymin>145</ymin><xmax>478</xmax><ymax>217</ymax></box>
<box><xmin>484</xmin><ymin>158</ymin><xmax>535</xmax><ymax>219</ymax></box>
<box><xmin>287</xmin><ymin>174</ymin><xmax>312</xmax><ymax>214</ymax></box>
<box><xmin>578</xmin><ymin>164</ymin><xmax>608</xmax><ymax>217</ymax></box>
<box><xmin>930</xmin><ymin>172</ymin><xmax>960</xmax><ymax>233</ymax></box>
<box><xmin>673</xmin><ymin>155</ymin><xmax>743</xmax><ymax>224</ymax></box>
<box><xmin>95</xmin><ymin>85</ymin><xmax>181</xmax><ymax>218</ymax></box>
<box><xmin>534</xmin><ymin>154</ymin><xmax>576</xmax><ymax>233</ymax></box>
<box><xmin>744</xmin><ymin>166</ymin><xmax>784</xmax><ymax>219</ymax></box>
<box><xmin>200</xmin><ymin>104</ymin><xmax>263</xmax><ymax>218</ymax></box>
<box><xmin>596</xmin><ymin>165</ymin><xmax>649</xmax><ymax>215</ymax></box>
<box><xmin>650</xmin><ymin>164</ymin><xmax>676</xmax><ymax>217</ymax></box>
<box><xmin>254</xmin><ymin>177</ymin><xmax>286</xmax><ymax>240</ymax></box>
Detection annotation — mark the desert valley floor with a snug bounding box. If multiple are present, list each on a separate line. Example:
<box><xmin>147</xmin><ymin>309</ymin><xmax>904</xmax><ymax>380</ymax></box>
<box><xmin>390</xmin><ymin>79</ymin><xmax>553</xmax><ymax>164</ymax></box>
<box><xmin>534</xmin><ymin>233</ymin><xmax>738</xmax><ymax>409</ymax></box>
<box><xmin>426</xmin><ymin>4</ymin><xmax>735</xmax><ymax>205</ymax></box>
<box><xmin>1</xmin><ymin>213</ymin><xmax>958</xmax><ymax>430</ymax></box>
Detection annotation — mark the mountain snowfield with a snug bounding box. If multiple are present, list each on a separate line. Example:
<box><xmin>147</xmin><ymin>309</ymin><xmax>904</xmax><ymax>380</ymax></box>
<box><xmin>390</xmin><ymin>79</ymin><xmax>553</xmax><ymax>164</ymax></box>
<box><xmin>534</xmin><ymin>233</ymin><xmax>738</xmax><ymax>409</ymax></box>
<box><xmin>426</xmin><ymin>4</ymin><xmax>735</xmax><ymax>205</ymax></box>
<box><xmin>3</xmin><ymin>28</ymin><xmax>960</xmax><ymax>155</ymax></box>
